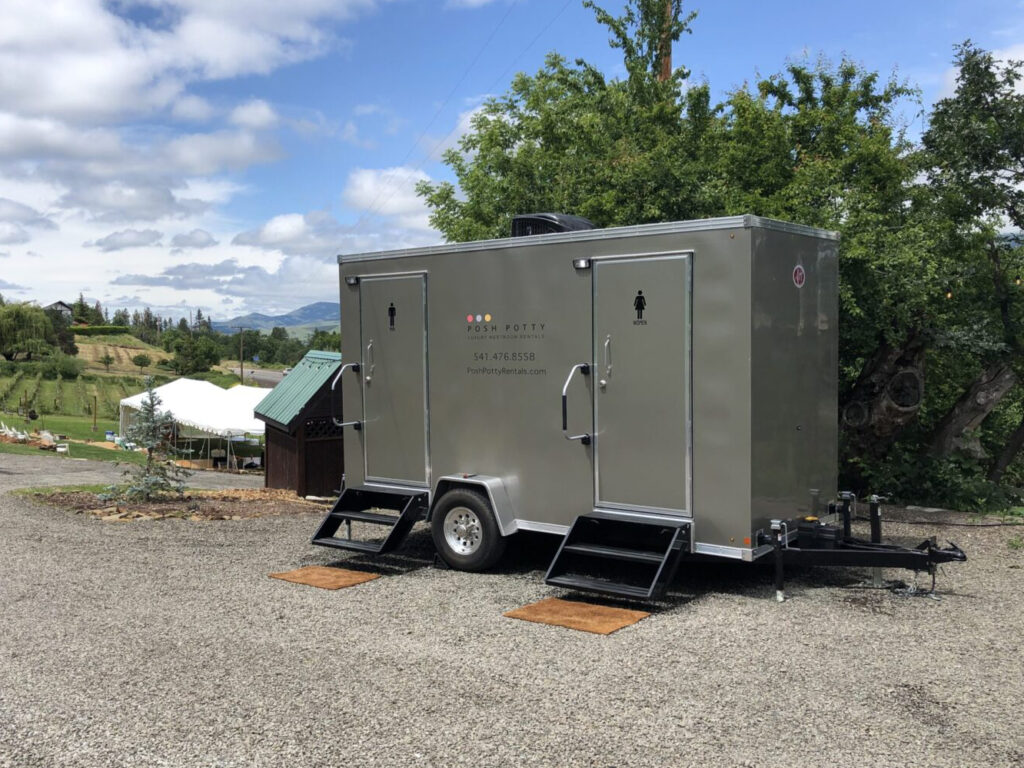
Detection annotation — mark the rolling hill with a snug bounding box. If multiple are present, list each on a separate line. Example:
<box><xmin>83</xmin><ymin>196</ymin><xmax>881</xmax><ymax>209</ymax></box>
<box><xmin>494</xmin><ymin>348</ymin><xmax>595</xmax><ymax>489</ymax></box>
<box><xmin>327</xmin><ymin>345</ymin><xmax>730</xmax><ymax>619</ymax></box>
<box><xmin>211</xmin><ymin>302</ymin><xmax>339</xmax><ymax>335</ymax></box>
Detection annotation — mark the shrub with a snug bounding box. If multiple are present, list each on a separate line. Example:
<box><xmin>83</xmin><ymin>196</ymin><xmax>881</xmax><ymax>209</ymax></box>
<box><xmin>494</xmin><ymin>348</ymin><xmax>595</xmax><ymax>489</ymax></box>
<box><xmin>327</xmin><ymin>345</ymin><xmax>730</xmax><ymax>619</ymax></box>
<box><xmin>74</xmin><ymin>325</ymin><xmax>131</xmax><ymax>337</ymax></box>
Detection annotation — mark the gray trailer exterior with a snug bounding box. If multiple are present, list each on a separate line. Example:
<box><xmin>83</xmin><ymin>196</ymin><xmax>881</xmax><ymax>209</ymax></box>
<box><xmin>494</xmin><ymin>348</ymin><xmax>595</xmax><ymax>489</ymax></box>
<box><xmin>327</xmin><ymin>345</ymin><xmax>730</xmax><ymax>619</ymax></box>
<box><xmin>335</xmin><ymin>215</ymin><xmax>838</xmax><ymax>562</ymax></box>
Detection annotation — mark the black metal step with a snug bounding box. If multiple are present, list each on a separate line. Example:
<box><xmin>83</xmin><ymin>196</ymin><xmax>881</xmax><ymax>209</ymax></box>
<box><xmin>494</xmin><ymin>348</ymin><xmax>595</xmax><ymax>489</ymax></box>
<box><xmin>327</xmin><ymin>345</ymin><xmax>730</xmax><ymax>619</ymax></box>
<box><xmin>311</xmin><ymin>486</ymin><xmax>428</xmax><ymax>556</ymax></box>
<box><xmin>562</xmin><ymin>542</ymin><xmax>664</xmax><ymax>564</ymax></box>
<box><xmin>311</xmin><ymin>537</ymin><xmax>387</xmax><ymax>553</ymax></box>
<box><xmin>326</xmin><ymin>509</ymin><xmax>400</xmax><ymax>525</ymax></box>
<box><xmin>546</xmin><ymin>575</ymin><xmax>653</xmax><ymax>599</ymax></box>
<box><xmin>545</xmin><ymin>512</ymin><xmax>691</xmax><ymax>601</ymax></box>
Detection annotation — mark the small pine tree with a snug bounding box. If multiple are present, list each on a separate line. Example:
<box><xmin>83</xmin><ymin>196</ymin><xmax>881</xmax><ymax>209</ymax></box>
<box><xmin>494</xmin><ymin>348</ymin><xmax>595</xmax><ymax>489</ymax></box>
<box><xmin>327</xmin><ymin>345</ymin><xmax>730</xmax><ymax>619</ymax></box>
<box><xmin>120</xmin><ymin>377</ymin><xmax>192</xmax><ymax>501</ymax></box>
<box><xmin>100</xmin><ymin>353</ymin><xmax>114</xmax><ymax>373</ymax></box>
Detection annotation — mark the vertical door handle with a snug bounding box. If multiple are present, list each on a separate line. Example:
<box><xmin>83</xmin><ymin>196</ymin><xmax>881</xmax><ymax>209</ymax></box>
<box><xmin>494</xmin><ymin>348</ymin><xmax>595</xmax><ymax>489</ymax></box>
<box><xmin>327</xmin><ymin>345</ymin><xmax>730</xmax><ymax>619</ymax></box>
<box><xmin>365</xmin><ymin>340</ymin><xmax>374</xmax><ymax>382</ymax></box>
<box><xmin>330</xmin><ymin>362</ymin><xmax>363</xmax><ymax>429</ymax></box>
<box><xmin>561</xmin><ymin>362</ymin><xmax>591</xmax><ymax>445</ymax></box>
<box><xmin>601</xmin><ymin>334</ymin><xmax>612</xmax><ymax>386</ymax></box>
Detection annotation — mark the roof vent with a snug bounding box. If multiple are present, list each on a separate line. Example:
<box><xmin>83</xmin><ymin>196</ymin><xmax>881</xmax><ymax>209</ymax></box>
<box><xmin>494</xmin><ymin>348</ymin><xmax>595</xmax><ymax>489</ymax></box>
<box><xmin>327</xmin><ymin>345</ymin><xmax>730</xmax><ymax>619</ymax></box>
<box><xmin>511</xmin><ymin>213</ymin><xmax>596</xmax><ymax>238</ymax></box>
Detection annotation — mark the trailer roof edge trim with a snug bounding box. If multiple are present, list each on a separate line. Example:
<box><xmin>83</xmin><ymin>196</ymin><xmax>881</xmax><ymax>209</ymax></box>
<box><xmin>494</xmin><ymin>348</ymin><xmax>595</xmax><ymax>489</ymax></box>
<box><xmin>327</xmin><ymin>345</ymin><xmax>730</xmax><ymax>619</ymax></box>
<box><xmin>337</xmin><ymin>215</ymin><xmax>839</xmax><ymax>264</ymax></box>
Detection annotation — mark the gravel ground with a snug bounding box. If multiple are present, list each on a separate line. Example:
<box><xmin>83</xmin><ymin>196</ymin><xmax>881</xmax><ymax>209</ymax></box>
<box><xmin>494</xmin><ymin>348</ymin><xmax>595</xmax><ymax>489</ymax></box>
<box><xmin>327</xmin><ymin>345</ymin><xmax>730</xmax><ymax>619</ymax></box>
<box><xmin>1</xmin><ymin>454</ymin><xmax>1023</xmax><ymax>767</ymax></box>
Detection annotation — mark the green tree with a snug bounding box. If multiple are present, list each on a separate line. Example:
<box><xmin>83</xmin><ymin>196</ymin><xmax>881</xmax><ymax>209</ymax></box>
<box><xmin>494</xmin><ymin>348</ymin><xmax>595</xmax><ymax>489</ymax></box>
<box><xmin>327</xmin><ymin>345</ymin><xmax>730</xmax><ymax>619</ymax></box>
<box><xmin>118</xmin><ymin>378</ymin><xmax>192</xmax><ymax>501</ymax></box>
<box><xmin>171</xmin><ymin>335</ymin><xmax>220</xmax><ymax>375</ymax></box>
<box><xmin>132</xmin><ymin>353</ymin><xmax>152</xmax><ymax>373</ymax></box>
<box><xmin>0</xmin><ymin>303</ymin><xmax>56</xmax><ymax>361</ymax></box>
<box><xmin>43</xmin><ymin>307</ymin><xmax>78</xmax><ymax>356</ymax></box>
<box><xmin>920</xmin><ymin>42</ymin><xmax>1024</xmax><ymax>477</ymax></box>
<box><xmin>417</xmin><ymin>0</ymin><xmax>711</xmax><ymax>240</ymax></box>
<box><xmin>99</xmin><ymin>353</ymin><xmax>115</xmax><ymax>373</ymax></box>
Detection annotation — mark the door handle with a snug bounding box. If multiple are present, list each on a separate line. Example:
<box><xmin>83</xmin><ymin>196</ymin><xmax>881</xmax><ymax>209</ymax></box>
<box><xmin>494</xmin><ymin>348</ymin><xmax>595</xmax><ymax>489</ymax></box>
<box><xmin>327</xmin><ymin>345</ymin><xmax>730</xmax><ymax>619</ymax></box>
<box><xmin>601</xmin><ymin>334</ymin><xmax>612</xmax><ymax>387</ymax></box>
<box><xmin>330</xmin><ymin>362</ymin><xmax>363</xmax><ymax>429</ymax></box>
<box><xmin>365</xmin><ymin>340</ymin><xmax>374</xmax><ymax>382</ymax></box>
<box><xmin>561</xmin><ymin>362</ymin><xmax>591</xmax><ymax>445</ymax></box>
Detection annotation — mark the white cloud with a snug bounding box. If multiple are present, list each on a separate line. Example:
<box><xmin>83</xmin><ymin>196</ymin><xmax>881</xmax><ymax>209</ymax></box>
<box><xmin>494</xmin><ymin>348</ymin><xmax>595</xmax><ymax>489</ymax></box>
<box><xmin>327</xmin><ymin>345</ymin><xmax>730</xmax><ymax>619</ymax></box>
<box><xmin>342</xmin><ymin>166</ymin><xmax>434</xmax><ymax>230</ymax></box>
<box><xmin>60</xmin><ymin>181</ymin><xmax>207</xmax><ymax>223</ymax></box>
<box><xmin>171</xmin><ymin>229</ymin><xmax>218</xmax><ymax>249</ymax></box>
<box><xmin>0</xmin><ymin>112</ymin><xmax>122</xmax><ymax>160</ymax></box>
<box><xmin>0</xmin><ymin>197</ymin><xmax>57</xmax><ymax>230</ymax></box>
<box><xmin>0</xmin><ymin>0</ymin><xmax>386</xmax><ymax>123</ymax></box>
<box><xmin>172</xmin><ymin>94</ymin><xmax>216</xmax><ymax>122</ymax></box>
<box><xmin>0</xmin><ymin>278</ymin><xmax>28</xmax><ymax>291</ymax></box>
<box><xmin>165</xmin><ymin>130</ymin><xmax>280</xmax><ymax>175</ymax></box>
<box><xmin>87</xmin><ymin>228</ymin><xmax>163</xmax><ymax>251</ymax></box>
<box><xmin>0</xmin><ymin>222</ymin><xmax>31</xmax><ymax>245</ymax></box>
<box><xmin>229</xmin><ymin>99</ymin><xmax>278</xmax><ymax>129</ymax></box>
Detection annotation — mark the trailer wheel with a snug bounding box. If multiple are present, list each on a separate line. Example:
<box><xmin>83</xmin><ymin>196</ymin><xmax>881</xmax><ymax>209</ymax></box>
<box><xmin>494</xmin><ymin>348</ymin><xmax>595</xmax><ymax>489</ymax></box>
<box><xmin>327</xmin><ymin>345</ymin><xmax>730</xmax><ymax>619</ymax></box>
<box><xmin>431</xmin><ymin>488</ymin><xmax>506</xmax><ymax>571</ymax></box>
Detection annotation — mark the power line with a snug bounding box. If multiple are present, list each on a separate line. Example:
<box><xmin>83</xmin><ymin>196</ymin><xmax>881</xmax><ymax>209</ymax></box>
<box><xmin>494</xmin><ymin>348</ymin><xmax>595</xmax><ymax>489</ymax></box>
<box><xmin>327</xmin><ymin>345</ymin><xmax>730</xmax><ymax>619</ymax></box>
<box><xmin>353</xmin><ymin>0</ymin><xmax>518</xmax><ymax>224</ymax></box>
<box><xmin>355</xmin><ymin>0</ymin><xmax>575</xmax><ymax>229</ymax></box>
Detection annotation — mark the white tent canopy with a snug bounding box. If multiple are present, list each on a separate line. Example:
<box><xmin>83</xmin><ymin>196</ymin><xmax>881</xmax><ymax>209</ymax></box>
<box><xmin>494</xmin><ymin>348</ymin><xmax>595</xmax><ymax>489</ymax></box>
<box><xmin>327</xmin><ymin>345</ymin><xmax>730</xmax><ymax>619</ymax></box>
<box><xmin>119</xmin><ymin>378</ymin><xmax>269</xmax><ymax>438</ymax></box>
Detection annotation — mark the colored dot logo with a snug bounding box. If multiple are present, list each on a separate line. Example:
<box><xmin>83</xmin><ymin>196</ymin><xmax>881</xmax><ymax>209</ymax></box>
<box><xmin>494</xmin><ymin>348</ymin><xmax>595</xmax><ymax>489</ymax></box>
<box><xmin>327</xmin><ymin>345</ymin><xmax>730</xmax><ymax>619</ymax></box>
<box><xmin>792</xmin><ymin>265</ymin><xmax>806</xmax><ymax>288</ymax></box>
<box><xmin>466</xmin><ymin>314</ymin><xmax>473</xmax><ymax>322</ymax></box>
<box><xmin>466</xmin><ymin>312</ymin><xmax>493</xmax><ymax>322</ymax></box>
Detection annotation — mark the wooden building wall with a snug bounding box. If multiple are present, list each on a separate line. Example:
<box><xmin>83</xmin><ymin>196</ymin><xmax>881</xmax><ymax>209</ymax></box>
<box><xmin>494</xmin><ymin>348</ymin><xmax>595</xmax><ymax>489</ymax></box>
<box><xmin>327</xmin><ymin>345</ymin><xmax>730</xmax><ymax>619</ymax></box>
<box><xmin>263</xmin><ymin>383</ymin><xmax>344</xmax><ymax>497</ymax></box>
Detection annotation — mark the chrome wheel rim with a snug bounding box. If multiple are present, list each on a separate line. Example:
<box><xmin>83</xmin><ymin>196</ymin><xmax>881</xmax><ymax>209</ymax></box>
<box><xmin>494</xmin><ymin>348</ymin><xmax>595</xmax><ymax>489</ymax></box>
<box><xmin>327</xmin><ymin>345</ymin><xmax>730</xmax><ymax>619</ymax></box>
<box><xmin>443</xmin><ymin>506</ymin><xmax>482</xmax><ymax>555</ymax></box>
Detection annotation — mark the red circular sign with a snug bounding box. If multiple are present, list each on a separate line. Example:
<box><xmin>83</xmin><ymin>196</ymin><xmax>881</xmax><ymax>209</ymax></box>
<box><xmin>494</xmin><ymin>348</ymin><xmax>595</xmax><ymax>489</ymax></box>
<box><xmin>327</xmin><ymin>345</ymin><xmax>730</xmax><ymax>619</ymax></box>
<box><xmin>792</xmin><ymin>265</ymin><xmax>806</xmax><ymax>288</ymax></box>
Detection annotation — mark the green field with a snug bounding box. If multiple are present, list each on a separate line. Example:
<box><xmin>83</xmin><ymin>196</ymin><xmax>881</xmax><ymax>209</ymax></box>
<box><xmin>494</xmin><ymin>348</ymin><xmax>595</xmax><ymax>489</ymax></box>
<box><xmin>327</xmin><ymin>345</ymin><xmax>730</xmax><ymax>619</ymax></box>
<box><xmin>31</xmin><ymin>414</ymin><xmax>120</xmax><ymax>441</ymax></box>
<box><xmin>0</xmin><ymin>373</ymin><xmax>171</xmax><ymax>419</ymax></box>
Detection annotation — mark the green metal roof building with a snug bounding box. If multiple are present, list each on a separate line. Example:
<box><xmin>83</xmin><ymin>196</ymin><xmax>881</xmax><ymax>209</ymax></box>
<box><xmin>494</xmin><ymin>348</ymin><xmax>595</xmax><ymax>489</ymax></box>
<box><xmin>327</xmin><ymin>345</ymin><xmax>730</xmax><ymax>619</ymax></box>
<box><xmin>254</xmin><ymin>350</ymin><xmax>344</xmax><ymax>497</ymax></box>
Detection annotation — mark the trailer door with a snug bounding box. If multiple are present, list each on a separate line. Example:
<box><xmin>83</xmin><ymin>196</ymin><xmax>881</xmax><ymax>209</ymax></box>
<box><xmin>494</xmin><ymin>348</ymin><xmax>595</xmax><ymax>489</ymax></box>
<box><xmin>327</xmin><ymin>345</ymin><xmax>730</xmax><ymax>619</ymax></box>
<box><xmin>593</xmin><ymin>254</ymin><xmax>691</xmax><ymax>515</ymax></box>
<box><xmin>360</xmin><ymin>274</ymin><xmax>428</xmax><ymax>486</ymax></box>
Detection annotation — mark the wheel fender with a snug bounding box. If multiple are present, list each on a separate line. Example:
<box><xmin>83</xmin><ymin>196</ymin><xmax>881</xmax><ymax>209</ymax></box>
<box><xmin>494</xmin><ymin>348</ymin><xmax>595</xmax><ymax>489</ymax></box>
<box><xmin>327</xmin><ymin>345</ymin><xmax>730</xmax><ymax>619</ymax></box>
<box><xmin>429</xmin><ymin>475</ymin><xmax>517</xmax><ymax>536</ymax></box>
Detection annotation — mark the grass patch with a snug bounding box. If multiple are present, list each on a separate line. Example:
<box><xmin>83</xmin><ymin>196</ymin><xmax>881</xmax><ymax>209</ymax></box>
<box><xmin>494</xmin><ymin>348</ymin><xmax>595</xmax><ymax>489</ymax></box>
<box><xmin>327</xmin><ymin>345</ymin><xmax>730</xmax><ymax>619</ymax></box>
<box><xmin>31</xmin><ymin>413</ymin><xmax>120</xmax><ymax>441</ymax></box>
<box><xmin>0</xmin><ymin>439</ymin><xmax>146</xmax><ymax>465</ymax></box>
<box><xmin>13</xmin><ymin>483</ymin><xmax>116</xmax><ymax>496</ymax></box>
<box><xmin>1009</xmin><ymin>535</ymin><xmax>1023</xmax><ymax>551</ymax></box>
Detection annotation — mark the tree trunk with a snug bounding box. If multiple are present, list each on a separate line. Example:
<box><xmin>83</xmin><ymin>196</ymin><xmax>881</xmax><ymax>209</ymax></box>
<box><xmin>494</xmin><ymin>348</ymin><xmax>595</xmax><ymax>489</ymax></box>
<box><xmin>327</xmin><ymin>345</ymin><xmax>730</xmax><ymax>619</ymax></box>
<box><xmin>988</xmin><ymin>412</ymin><xmax>1024</xmax><ymax>483</ymax></box>
<box><xmin>841</xmin><ymin>333</ymin><xmax>927</xmax><ymax>454</ymax></box>
<box><xmin>928</xmin><ymin>362</ymin><xmax>1018</xmax><ymax>458</ymax></box>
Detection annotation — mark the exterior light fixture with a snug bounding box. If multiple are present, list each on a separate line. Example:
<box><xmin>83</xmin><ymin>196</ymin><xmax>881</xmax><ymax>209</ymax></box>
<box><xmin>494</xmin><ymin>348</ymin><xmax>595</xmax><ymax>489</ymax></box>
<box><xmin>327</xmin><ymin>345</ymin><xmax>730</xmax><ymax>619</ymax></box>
<box><xmin>572</xmin><ymin>258</ymin><xmax>591</xmax><ymax>270</ymax></box>
<box><xmin>345</xmin><ymin>276</ymin><xmax>360</xmax><ymax>286</ymax></box>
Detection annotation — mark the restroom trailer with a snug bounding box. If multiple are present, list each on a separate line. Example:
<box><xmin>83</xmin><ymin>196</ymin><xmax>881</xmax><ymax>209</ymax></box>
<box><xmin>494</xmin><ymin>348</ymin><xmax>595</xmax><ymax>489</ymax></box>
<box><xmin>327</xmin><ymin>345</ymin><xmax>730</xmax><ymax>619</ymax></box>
<box><xmin>312</xmin><ymin>215</ymin><xmax>964</xmax><ymax>600</ymax></box>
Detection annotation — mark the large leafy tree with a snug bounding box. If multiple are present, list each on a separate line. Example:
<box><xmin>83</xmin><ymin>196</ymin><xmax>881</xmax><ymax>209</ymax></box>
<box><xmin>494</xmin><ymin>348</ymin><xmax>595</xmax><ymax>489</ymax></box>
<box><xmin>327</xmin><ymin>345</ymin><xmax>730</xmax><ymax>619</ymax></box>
<box><xmin>418</xmin><ymin>1</ymin><xmax>1024</xmax><ymax>507</ymax></box>
<box><xmin>417</xmin><ymin>0</ymin><xmax>714</xmax><ymax>239</ymax></box>
<box><xmin>920</xmin><ymin>43</ymin><xmax>1024</xmax><ymax>481</ymax></box>
<box><xmin>0</xmin><ymin>302</ymin><xmax>57</xmax><ymax>361</ymax></box>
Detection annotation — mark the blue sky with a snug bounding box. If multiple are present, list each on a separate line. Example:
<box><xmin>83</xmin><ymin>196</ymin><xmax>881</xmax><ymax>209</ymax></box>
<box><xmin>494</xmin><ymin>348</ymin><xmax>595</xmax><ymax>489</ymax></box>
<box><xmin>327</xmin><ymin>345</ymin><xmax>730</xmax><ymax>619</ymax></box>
<box><xmin>0</xmin><ymin>0</ymin><xmax>1020</xmax><ymax>319</ymax></box>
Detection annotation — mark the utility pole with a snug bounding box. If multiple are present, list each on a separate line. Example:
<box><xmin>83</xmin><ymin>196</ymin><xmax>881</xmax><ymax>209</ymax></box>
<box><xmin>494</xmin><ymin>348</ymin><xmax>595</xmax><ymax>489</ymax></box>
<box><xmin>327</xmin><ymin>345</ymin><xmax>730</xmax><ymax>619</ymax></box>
<box><xmin>233</xmin><ymin>326</ymin><xmax>248</xmax><ymax>383</ymax></box>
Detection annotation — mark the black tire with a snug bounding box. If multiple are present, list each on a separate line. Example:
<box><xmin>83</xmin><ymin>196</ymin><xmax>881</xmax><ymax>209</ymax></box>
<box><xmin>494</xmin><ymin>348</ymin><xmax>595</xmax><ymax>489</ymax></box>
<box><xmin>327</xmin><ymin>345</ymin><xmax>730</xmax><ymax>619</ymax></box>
<box><xmin>431</xmin><ymin>488</ymin><xmax>507</xmax><ymax>571</ymax></box>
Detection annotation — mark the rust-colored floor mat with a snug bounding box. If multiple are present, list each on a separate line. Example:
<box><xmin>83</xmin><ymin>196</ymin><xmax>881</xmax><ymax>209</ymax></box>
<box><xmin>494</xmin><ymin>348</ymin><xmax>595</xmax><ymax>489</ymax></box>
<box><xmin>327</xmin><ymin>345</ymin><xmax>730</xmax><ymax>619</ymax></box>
<box><xmin>269</xmin><ymin>565</ymin><xmax>380</xmax><ymax>590</ymax></box>
<box><xmin>504</xmin><ymin>596</ymin><xmax>650</xmax><ymax>635</ymax></box>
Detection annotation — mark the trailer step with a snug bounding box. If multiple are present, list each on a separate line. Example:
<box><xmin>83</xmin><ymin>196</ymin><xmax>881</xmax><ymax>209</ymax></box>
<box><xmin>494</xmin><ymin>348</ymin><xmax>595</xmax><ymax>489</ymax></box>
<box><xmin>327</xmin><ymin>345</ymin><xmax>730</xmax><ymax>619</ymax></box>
<box><xmin>544</xmin><ymin>575</ymin><xmax>654</xmax><ymax>600</ymax></box>
<box><xmin>545</xmin><ymin>513</ymin><xmax>691</xmax><ymax>601</ymax></box>
<box><xmin>561</xmin><ymin>543</ymin><xmax>665</xmax><ymax>564</ymax></box>
<box><xmin>311</xmin><ymin>487</ymin><xmax>428</xmax><ymax>555</ymax></box>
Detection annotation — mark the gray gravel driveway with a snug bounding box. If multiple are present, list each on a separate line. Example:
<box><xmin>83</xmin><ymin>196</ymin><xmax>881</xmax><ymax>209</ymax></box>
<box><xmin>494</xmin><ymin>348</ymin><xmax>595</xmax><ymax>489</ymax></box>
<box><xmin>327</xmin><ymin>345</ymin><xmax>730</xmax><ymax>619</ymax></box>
<box><xmin>1</xmin><ymin>453</ymin><xmax>1022</xmax><ymax>767</ymax></box>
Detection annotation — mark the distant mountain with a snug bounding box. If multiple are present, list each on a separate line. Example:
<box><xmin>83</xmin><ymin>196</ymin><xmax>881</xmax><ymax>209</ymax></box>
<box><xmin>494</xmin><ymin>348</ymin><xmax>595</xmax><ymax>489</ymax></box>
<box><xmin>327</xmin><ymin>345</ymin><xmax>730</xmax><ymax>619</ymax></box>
<box><xmin>211</xmin><ymin>302</ymin><xmax>339</xmax><ymax>334</ymax></box>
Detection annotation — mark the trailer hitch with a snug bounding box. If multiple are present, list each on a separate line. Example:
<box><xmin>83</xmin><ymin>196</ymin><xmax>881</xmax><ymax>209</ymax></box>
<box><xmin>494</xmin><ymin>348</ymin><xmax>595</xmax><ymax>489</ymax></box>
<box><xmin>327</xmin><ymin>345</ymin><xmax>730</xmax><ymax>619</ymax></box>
<box><xmin>920</xmin><ymin>539</ymin><xmax>966</xmax><ymax>566</ymax></box>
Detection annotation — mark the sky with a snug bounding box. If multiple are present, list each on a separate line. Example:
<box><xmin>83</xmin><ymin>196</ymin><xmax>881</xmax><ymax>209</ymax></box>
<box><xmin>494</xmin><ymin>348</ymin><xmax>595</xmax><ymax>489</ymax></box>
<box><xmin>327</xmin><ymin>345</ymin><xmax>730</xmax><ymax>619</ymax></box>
<box><xmin>0</xmin><ymin>0</ymin><xmax>1021</xmax><ymax>321</ymax></box>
